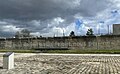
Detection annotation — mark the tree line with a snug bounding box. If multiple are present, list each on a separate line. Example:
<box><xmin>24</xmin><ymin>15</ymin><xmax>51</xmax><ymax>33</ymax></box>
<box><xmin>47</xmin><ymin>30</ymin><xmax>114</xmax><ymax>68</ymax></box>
<box><xmin>15</xmin><ymin>28</ymin><xmax>94</xmax><ymax>38</ymax></box>
<box><xmin>69</xmin><ymin>28</ymin><xmax>94</xmax><ymax>37</ymax></box>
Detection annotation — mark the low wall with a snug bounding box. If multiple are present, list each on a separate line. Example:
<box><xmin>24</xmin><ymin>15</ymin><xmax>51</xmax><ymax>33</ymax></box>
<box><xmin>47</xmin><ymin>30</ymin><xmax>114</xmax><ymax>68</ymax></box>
<box><xmin>0</xmin><ymin>35</ymin><xmax>120</xmax><ymax>49</ymax></box>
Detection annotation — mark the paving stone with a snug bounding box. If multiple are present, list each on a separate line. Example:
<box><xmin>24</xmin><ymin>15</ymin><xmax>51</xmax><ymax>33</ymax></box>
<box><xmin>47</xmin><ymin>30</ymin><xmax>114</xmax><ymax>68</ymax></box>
<box><xmin>0</xmin><ymin>54</ymin><xmax>120</xmax><ymax>74</ymax></box>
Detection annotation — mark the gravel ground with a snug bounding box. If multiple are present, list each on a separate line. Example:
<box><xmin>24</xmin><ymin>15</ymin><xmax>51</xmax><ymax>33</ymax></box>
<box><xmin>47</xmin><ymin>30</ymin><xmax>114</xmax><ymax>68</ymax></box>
<box><xmin>0</xmin><ymin>53</ymin><xmax>120</xmax><ymax>74</ymax></box>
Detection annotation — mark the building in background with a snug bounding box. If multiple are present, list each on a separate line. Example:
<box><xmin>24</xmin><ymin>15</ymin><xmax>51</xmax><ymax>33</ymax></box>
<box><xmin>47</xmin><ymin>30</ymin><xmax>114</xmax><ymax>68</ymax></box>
<box><xmin>113</xmin><ymin>24</ymin><xmax>120</xmax><ymax>35</ymax></box>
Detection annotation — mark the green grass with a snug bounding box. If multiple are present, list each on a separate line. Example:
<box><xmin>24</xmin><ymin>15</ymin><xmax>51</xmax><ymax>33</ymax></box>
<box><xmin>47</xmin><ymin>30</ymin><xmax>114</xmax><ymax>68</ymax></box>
<box><xmin>0</xmin><ymin>49</ymin><xmax>35</xmax><ymax>53</ymax></box>
<box><xmin>47</xmin><ymin>49</ymin><xmax>120</xmax><ymax>54</ymax></box>
<box><xmin>0</xmin><ymin>49</ymin><xmax>120</xmax><ymax>54</ymax></box>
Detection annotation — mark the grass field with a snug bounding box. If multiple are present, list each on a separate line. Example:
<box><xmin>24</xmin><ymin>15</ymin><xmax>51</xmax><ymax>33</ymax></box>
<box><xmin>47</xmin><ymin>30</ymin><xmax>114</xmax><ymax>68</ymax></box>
<box><xmin>0</xmin><ymin>49</ymin><xmax>35</xmax><ymax>53</ymax></box>
<box><xmin>47</xmin><ymin>49</ymin><xmax>120</xmax><ymax>54</ymax></box>
<box><xmin>0</xmin><ymin>49</ymin><xmax>120</xmax><ymax>54</ymax></box>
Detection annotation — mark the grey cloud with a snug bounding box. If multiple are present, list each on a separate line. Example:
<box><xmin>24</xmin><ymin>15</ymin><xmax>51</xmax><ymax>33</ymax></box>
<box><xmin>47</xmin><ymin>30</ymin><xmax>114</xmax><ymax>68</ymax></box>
<box><xmin>0</xmin><ymin>31</ymin><xmax>15</xmax><ymax>37</ymax></box>
<box><xmin>78</xmin><ymin>0</ymin><xmax>111</xmax><ymax>17</ymax></box>
<box><xmin>0</xmin><ymin>0</ymin><xmax>115</xmax><ymax>37</ymax></box>
<box><xmin>0</xmin><ymin>0</ymin><xmax>78</xmax><ymax>20</ymax></box>
<box><xmin>0</xmin><ymin>0</ymin><xmax>112</xmax><ymax>20</ymax></box>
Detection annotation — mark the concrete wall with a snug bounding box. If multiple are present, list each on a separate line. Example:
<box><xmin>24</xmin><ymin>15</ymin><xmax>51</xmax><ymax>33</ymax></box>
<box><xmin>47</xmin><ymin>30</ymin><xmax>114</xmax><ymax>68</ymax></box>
<box><xmin>113</xmin><ymin>24</ymin><xmax>120</xmax><ymax>35</ymax></box>
<box><xmin>0</xmin><ymin>35</ymin><xmax>120</xmax><ymax>50</ymax></box>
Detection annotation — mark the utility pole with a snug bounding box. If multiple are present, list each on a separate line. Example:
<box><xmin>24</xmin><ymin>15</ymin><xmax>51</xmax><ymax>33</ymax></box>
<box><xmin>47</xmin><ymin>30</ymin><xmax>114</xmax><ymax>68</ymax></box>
<box><xmin>110</xmin><ymin>25</ymin><xmax>112</xmax><ymax>34</ymax></box>
<box><xmin>107</xmin><ymin>25</ymin><xmax>109</xmax><ymax>34</ymax></box>
<box><xmin>63</xmin><ymin>29</ymin><xmax>65</xmax><ymax>37</ymax></box>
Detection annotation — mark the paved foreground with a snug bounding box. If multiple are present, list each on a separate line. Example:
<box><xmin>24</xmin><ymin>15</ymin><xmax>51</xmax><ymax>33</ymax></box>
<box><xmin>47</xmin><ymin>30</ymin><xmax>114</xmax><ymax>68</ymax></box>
<box><xmin>0</xmin><ymin>53</ymin><xmax>120</xmax><ymax>74</ymax></box>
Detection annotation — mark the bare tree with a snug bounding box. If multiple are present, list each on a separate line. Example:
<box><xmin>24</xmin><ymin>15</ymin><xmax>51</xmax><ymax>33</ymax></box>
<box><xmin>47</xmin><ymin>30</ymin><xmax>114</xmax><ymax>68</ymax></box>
<box><xmin>15</xmin><ymin>31</ymin><xmax>20</xmax><ymax>38</ymax></box>
<box><xmin>21</xmin><ymin>29</ymin><xmax>30</xmax><ymax>37</ymax></box>
<box><xmin>15</xmin><ymin>29</ymin><xmax>30</xmax><ymax>38</ymax></box>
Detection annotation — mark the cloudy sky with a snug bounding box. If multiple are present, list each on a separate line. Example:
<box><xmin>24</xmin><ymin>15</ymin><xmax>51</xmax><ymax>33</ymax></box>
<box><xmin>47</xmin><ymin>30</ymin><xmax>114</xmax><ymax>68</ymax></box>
<box><xmin>0</xmin><ymin>0</ymin><xmax>120</xmax><ymax>37</ymax></box>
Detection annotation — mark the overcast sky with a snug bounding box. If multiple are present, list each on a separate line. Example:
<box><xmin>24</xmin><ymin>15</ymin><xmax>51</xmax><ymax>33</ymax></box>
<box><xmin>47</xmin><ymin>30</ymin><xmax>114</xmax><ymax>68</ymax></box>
<box><xmin>0</xmin><ymin>0</ymin><xmax>120</xmax><ymax>37</ymax></box>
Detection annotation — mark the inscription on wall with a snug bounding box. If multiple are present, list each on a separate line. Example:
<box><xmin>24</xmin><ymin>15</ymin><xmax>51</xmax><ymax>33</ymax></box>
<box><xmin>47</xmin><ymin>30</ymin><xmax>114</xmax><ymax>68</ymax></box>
<box><xmin>0</xmin><ymin>36</ymin><xmax>120</xmax><ymax>49</ymax></box>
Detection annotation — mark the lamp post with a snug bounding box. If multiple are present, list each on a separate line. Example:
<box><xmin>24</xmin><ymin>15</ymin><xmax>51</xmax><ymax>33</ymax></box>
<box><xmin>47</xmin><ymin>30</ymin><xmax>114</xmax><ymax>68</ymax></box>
<box><xmin>99</xmin><ymin>23</ymin><xmax>100</xmax><ymax>35</ymax></box>
<box><xmin>107</xmin><ymin>25</ymin><xmax>109</xmax><ymax>35</ymax></box>
<box><xmin>55</xmin><ymin>28</ymin><xmax>59</xmax><ymax>37</ymax></box>
<box><xmin>62</xmin><ymin>28</ymin><xmax>65</xmax><ymax>37</ymax></box>
<box><xmin>97</xmin><ymin>24</ymin><xmax>100</xmax><ymax>35</ymax></box>
<box><xmin>57</xmin><ymin>29</ymin><xmax>58</xmax><ymax>37</ymax></box>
